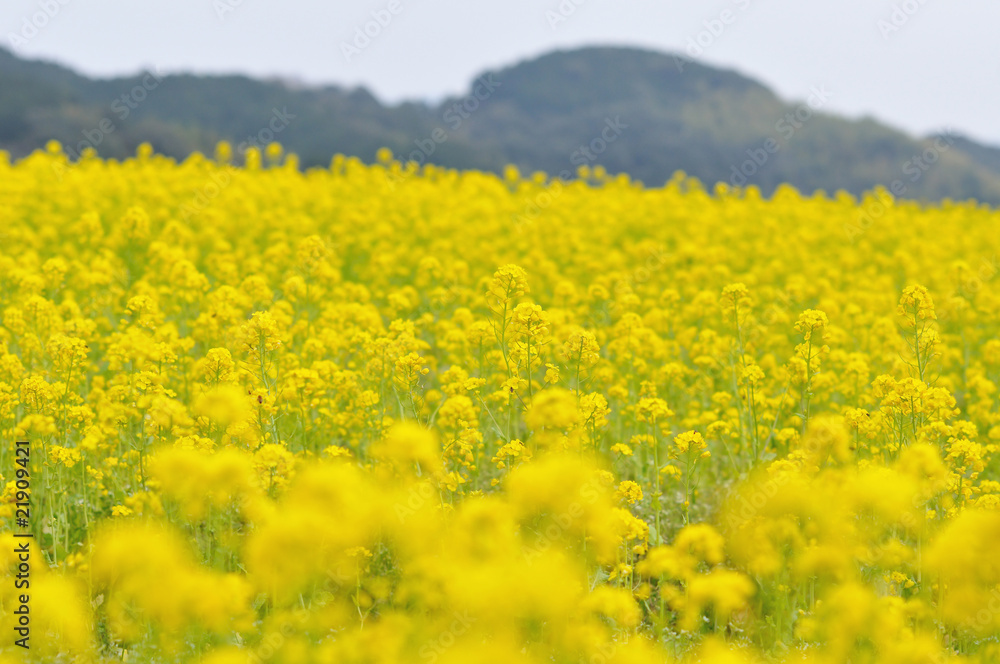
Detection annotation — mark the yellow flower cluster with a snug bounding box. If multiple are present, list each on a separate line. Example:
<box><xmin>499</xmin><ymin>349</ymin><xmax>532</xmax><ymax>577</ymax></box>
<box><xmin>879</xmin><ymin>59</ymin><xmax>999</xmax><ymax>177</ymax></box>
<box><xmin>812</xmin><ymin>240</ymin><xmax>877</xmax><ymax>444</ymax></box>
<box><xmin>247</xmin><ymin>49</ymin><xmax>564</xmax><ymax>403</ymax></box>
<box><xmin>0</xmin><ymin>144</ymin><xmax>999</xmax><ymax>662</ymax></box>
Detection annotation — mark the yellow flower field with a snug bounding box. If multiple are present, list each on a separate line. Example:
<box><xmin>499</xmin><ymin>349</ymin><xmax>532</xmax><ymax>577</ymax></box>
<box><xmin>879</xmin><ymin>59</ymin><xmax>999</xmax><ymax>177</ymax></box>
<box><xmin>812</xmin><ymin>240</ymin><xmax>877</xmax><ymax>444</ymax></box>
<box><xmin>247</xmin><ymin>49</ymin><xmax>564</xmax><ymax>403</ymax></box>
<box><xmin>1</xmin><ymin>141</ymin><xmax>1000</xmax><ymax>662</ymax></box>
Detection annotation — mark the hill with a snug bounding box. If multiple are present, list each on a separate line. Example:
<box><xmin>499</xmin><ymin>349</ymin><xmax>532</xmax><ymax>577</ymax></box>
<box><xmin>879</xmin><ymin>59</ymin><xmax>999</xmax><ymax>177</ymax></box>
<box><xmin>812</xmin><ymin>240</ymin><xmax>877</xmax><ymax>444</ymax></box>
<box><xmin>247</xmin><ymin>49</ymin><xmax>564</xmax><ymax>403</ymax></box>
<box><xmin>2</xmin><ymin>45</ymin><xmax>999</xmax><ymax>202</ymax></box>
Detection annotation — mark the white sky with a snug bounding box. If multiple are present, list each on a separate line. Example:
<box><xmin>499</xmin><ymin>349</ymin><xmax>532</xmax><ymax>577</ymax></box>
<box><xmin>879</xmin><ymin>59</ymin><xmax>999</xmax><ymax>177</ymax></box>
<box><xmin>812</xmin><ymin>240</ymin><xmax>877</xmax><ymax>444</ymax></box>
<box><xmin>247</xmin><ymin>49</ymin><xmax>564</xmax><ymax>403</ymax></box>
<box><xmin>3</xmin><ymin>0</ymin><xmax>999</xmax><ymax>144</ymax></box>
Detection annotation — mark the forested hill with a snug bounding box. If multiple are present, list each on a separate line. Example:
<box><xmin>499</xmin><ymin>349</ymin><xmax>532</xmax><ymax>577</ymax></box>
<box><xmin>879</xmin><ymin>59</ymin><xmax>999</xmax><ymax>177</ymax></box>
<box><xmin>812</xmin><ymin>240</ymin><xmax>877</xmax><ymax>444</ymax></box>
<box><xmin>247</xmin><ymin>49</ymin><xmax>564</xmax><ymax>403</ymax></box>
<box><xmin>3</xmin><ymin>45</ymin><xmax>1000</xmax><ymax>202</ymax></box>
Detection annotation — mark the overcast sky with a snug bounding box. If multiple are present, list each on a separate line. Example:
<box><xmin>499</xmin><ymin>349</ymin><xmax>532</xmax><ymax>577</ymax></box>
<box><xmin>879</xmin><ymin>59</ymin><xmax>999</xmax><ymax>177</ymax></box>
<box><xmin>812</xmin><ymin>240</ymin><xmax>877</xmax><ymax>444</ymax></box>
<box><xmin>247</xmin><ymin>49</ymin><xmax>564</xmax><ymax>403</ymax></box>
<box><xmin>4</xmin><ymin>0</ymin><xmax>998</xmax><ymax>144</ymax></box>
